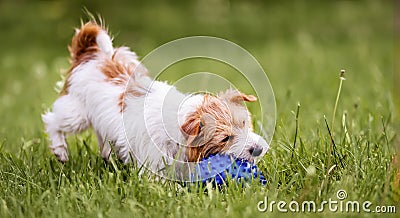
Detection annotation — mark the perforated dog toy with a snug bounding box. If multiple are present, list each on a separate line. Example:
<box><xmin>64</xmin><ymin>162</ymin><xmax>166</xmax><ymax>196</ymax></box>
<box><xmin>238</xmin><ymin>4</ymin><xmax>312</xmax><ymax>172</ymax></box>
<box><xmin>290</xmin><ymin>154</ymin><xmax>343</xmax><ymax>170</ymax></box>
<box><xmin>190</xmin><ymin>154</ymin><xmax>266</xmax><ymax>186</ymax></box>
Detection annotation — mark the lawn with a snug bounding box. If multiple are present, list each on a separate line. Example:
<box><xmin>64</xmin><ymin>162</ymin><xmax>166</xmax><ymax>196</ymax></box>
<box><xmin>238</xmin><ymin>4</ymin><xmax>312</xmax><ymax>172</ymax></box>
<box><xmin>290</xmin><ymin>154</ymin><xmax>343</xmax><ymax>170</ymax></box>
<box><xmin>0</xmin><ymin>0</ymin><xmax>398</xmax><ymax>217</ymax></box>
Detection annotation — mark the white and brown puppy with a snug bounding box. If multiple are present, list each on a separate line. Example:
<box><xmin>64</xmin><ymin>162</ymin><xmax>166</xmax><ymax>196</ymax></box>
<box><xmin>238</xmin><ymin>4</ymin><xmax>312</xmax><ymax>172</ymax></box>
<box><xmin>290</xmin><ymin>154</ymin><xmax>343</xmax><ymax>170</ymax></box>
<box><xmin>42</xmin><ymin>22</ymin><xmax>269</xmax><ymax>173</ymax></box>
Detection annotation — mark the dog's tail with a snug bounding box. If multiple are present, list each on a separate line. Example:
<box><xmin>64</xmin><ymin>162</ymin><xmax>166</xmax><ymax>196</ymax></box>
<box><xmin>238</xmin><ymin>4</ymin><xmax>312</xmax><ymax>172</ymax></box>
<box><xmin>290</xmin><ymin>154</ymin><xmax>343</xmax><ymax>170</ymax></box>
<box><xmin>69</xmin><ymin>21</ymin><xmax>113</xmax><ymax>66</ymax></box>
<box><xmin>59</xmin><ymin>21</ymin><xmax>113</xmax><ymax>95</ymax></box>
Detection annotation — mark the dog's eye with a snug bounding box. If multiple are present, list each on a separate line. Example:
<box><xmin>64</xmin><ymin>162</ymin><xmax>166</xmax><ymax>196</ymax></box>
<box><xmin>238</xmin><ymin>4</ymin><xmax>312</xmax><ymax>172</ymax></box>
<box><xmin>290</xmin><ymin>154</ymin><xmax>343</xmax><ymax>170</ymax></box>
<box><xmin>221</xmin><ymin>135</ymin><xmax>231</xmax><ymax>143</ymax></box>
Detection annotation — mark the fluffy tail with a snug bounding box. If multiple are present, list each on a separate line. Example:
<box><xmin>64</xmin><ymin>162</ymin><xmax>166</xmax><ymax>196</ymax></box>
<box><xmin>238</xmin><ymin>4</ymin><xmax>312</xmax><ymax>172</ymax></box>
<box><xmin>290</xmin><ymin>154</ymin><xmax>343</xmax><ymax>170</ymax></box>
<box><xmin>69</xmin><ymin>21</ymin><xmax>113</xmax><ymax>66</ymax></box>
<box><xmin>59</xmin><ymin>21</ymin><xmax>113</xmax><ymax>95</ymax></box>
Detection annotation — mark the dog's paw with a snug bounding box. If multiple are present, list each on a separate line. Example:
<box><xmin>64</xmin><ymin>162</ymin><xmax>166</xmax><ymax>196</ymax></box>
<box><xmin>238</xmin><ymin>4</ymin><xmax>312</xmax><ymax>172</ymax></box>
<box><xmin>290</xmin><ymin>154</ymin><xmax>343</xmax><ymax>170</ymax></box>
<box><xmin>51</xmin><ymin>145</ymin><xmax>69</xmax><ymax>163</ymax></box>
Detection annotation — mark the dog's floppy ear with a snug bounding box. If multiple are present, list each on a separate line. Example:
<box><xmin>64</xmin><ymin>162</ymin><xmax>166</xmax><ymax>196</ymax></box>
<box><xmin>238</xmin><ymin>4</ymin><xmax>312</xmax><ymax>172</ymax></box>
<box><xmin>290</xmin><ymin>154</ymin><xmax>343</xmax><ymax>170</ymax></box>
<box><xmin>180</xmin><ymin>94</ymin><xmax>211</xmax><ymax>140</ymax></box>
<box><xmin>237</xmin><ymin>93</ymin><xmax>257</xmax><ymax>102</ymax></box>
<box><xmin>181</xmin><ymin>113</ymin><xmax>215</xmax><ymax>147</ymax></box>
<box><xmin>180</xmin><ymin>112</ymin><xmax>205</xmax><ymax>162</ymax></box>
<box><xmin>181</xmin><ymin>115</ymin><xmax>201</xmax><ymax>139</ymax></box>
<box><xmin>183</xmin><ymin>113</ymin><xmax>217</xmax><ymax>162</ymax></box>
<box><xmin>220</xmin><ymin>89</ymin><xmax>257</xmax><ymax>105</ymax></box>
<box><xmin>181</xmin><ymin>95</ymin><xmax>217</xmax><ymax>151</ymax></box>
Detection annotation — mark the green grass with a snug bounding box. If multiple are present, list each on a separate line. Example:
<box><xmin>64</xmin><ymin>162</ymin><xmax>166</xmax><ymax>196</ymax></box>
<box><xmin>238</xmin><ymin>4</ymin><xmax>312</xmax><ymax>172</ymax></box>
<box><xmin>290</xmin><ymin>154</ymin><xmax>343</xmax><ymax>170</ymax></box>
<box><xmin>0</xmin><ymin>0</ymin><xmax>399</xmax><ymax>217</ymax></box>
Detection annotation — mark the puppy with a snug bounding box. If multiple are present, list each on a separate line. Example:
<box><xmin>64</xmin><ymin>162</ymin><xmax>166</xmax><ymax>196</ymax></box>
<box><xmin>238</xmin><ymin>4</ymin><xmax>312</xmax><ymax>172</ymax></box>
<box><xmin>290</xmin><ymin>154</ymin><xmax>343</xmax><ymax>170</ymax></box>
<box><xmin>42</xmin><ymin>21</ymin><xmax>269</xmax><ymax>175</ymax></box>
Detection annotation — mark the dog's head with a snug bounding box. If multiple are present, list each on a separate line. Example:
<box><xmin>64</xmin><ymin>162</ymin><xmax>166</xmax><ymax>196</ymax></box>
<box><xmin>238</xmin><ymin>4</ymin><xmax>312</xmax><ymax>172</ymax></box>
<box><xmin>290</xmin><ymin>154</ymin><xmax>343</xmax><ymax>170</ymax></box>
<box><xmin>181</xmin><ymin>89</ymin><xmax>269</xmax><ymax>162</ymax></box>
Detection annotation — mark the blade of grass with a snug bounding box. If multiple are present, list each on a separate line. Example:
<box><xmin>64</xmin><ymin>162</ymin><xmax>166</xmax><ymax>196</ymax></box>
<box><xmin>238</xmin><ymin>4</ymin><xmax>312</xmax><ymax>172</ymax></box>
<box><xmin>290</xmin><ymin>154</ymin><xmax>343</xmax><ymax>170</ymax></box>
<box><xmin>324</xmin><ymin>69</ymin><xmax>346</xmax><ymax>195</ymax></box>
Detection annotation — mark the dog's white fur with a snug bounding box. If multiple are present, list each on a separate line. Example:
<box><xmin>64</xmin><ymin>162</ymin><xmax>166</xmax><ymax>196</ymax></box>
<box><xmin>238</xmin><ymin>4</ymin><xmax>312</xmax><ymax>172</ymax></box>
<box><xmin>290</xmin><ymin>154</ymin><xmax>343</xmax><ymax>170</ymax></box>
<box><xmin>42</xmin><ymin>22</ymin><xmax>269</xmax><ymax>174</ymax></box>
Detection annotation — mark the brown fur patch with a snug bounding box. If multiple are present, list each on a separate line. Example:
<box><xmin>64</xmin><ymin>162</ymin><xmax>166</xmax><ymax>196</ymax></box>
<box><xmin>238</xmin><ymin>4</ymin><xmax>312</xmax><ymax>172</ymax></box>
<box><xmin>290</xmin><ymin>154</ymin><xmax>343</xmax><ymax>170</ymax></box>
<box><xmin>118</xmin><ymin>93</ymin><xmax>125</xmax><ymax>113</ymax></box>
<box><xmin>61</xmin><ymin>22</ymin><xmax>103</xmax><ymax>95</ymax></box>
<box><xmin>101</xmin><ymin>50</ymin><xmax>149</xmax><ymax>112</ymax></box>
<box><xmin>101</xmin><ymin>58</ymin><xmax>132</xmax><ymax>83</ymax></box>
<box><xmin>118</xmin><ymin>84</ymin><xmax>148</xmax><ymax>112</ymax></box>
<box><xmin>101</xmin><ymin>47</ymin><xmax>148</xmax><ymax>83</ymax></box>
<box><xmin>69</xmin><ymin>22</ymin><xmax>101</xmax><ymax>67</ymax></box>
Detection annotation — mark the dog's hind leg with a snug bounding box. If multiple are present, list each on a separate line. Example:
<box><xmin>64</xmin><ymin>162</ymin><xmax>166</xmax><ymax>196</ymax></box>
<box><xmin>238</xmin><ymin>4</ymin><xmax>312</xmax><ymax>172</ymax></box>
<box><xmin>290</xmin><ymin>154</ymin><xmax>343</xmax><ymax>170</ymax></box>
<box><xmin>42</xmin><ymin>95</ymin><xmax>90</xmax><ymax>163</ymax></box>
<box><xmin>95</xmin><ymin>131</ymin><xmax>111</xmax><ymax>161</ymax></box>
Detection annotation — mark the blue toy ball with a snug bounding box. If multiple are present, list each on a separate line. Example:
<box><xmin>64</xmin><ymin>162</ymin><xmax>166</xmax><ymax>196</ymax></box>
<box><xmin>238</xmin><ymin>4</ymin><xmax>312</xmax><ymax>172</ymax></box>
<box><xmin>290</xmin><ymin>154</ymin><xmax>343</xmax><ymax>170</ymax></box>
<box><xmin>190</xmin><ymin>154</ymin><xmax>266</xmax><ymax>186</ymax></box>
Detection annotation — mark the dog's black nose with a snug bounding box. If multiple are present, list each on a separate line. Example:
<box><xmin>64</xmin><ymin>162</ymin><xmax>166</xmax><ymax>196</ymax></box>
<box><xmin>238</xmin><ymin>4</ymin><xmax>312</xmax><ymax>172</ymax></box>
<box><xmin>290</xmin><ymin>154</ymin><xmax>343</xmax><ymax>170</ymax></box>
<box><xmin>249</xmin><ymin>146</ymin><xmax>263</xmax><ymax>157</ymax></box>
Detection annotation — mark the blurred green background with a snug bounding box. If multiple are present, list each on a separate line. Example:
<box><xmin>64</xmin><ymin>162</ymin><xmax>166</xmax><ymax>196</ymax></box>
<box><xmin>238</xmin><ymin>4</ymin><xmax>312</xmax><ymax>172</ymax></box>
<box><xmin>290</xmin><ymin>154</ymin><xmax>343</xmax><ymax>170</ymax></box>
<box><xmin>0</xmin><ymin>0</ymin><xmax>394</xmax><ymax>150</ymax></box>
<box><xmin>0</xmin><ymin>1</ymin><xmax>398</xmax><ymax>217</ymax></box>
